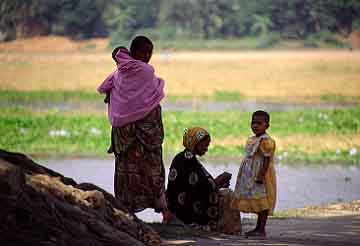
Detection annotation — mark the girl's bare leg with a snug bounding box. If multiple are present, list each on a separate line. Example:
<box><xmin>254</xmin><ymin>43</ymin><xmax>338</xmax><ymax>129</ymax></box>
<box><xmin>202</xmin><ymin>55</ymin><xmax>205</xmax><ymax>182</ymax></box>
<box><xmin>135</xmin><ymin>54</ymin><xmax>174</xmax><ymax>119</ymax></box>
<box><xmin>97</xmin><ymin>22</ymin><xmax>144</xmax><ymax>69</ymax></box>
<box><xmin>245</xmin><ymin>210</ymin><xmax>268</xmax><ymax>237</ymax></box>
<box><xmin>257</xmin><ymin>210</ymin><xmax>268</xmax><ymax>234</ymax></box>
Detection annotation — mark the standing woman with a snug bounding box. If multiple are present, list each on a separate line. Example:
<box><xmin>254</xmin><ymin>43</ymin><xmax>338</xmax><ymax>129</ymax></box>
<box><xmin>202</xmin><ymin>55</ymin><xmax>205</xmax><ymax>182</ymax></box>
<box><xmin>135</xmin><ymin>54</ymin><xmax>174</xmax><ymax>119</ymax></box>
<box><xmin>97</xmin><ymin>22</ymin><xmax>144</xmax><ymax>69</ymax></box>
<box><xmin>98</xmin><ymin>36</ymin><xmax>167</xmax><ymax>218</ymax></box>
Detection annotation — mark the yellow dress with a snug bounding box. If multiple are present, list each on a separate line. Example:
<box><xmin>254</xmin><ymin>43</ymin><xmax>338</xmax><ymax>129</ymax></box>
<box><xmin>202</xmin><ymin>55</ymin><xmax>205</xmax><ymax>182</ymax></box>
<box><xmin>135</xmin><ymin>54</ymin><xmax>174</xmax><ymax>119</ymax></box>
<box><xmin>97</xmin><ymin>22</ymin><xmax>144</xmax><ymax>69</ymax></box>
<box><xmin>231</xmin><ymin>134</ymin><xmax>277</xmax><ymax>215</ymax></box>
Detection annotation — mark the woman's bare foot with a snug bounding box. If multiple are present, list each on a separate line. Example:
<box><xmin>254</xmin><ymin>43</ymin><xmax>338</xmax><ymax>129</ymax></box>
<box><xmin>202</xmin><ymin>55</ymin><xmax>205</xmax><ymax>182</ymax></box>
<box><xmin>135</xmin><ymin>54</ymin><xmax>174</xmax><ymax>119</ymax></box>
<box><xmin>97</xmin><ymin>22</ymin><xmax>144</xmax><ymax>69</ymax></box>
<box><xmin>162</xmin><ymin>209</ymin><xmax>171</xmax><ymax>224</ymax></box>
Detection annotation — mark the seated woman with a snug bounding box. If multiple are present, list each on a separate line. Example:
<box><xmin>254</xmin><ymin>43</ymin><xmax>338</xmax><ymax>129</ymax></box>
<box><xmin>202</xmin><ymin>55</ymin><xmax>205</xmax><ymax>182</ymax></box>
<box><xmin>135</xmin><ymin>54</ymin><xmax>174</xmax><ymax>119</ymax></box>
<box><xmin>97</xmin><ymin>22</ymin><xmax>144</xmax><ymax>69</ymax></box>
<box><xmin>166</xmin><ymin>127</ymin><xmax>241</xmax><ymax>234</ymax></box>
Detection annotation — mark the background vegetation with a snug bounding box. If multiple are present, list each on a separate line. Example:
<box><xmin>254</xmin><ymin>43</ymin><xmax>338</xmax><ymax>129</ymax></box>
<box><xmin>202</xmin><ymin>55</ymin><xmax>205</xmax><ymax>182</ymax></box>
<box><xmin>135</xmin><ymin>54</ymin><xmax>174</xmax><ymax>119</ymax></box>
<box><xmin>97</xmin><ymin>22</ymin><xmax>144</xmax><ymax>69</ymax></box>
<box><xmin>0</xmin><ymin>1</ymin><xmax>359</xmax><ymax>164</ymax></box>
<box><xmin>1</xmin><ymin>0</ymin><xmax>360</xmax><ymax>49</ymax></box>
<box><xmin>1</xmin><ymin>104</ymin><xmax>359</xmax><ymax>164</ymax></box>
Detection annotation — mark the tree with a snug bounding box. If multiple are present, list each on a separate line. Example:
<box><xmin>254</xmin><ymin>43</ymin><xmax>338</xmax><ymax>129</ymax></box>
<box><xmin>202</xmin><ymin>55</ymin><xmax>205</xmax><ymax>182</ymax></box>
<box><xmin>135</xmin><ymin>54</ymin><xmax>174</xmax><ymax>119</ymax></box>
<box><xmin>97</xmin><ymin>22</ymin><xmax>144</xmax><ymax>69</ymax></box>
<box><xmin>55</xmin><ymin>0</ymin><xmax>107</xmax><ymax>39</ymax></box>
<box><xmin>107</xmin><ymin>0</ymin><xmax>160</xmax><ymax>43</ymax></box>
<box><xmin>0</xmin><ymin>0</ymin><xmax>51</xmax><ymax>40</ymax></box>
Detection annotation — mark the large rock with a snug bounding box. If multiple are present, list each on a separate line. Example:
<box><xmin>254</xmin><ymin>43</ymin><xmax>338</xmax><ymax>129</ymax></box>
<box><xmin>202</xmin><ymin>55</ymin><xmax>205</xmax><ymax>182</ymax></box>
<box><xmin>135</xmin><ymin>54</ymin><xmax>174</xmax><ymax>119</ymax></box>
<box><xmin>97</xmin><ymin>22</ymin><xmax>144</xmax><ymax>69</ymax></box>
<box><xmin>0</xmin><ymin>149</ymin><xmax>161</xmax><ymax>246</ymax></box>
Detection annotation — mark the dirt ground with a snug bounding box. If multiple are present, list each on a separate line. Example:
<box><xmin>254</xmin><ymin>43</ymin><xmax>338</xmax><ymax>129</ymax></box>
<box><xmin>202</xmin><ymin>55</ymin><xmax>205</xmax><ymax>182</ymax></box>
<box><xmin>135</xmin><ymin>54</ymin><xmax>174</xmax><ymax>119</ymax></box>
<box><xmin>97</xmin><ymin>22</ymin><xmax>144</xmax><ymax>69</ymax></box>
<box><xmin>153</xmin><ymin>201</ymin><xmax>360</xmax><ymax>245</ymax></box>
<box><xmin>155</xmin><ymin>215</ymin><xmax>359</xmax><ymax>246</ymax></box>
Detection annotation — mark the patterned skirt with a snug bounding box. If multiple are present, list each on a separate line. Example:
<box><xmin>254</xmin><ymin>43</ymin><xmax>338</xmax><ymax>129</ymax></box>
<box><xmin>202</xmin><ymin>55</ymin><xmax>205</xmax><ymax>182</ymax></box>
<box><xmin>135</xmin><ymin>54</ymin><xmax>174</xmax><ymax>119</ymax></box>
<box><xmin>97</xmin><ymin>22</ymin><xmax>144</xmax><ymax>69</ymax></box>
<box><xmin>110</xmin><ymin>105</ymin><xmax>166</xmax><ymax>213</ymax></box>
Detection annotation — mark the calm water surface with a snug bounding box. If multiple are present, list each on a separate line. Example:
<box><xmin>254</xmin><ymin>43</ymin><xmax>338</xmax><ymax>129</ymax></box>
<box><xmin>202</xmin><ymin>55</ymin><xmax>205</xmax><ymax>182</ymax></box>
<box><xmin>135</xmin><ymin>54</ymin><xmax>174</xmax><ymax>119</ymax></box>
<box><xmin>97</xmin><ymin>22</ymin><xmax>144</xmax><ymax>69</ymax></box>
<box><xmin>41</xmin><ymin>158</ymin><xmax>360</xmax><ymax>222</ymax></box>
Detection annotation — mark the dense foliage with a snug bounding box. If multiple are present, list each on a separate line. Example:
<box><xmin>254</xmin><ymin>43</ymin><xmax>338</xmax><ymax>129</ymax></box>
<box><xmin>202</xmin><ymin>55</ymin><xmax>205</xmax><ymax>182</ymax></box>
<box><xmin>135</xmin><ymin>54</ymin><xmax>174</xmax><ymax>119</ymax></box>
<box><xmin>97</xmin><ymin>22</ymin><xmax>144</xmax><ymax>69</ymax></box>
<box><xmin>1</xmin><ymin>0</ymin><xmax>360</xmax><ymax>43</ymax></box>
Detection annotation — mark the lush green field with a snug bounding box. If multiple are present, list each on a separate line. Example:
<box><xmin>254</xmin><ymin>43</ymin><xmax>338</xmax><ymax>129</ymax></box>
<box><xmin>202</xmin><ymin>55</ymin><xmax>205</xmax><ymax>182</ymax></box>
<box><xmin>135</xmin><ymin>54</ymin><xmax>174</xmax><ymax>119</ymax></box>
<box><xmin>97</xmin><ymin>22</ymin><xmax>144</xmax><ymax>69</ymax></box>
<box><xmin>1</xmin><ymin>103</ymin><xmax>359</xmax><ymax>164</ymax></box>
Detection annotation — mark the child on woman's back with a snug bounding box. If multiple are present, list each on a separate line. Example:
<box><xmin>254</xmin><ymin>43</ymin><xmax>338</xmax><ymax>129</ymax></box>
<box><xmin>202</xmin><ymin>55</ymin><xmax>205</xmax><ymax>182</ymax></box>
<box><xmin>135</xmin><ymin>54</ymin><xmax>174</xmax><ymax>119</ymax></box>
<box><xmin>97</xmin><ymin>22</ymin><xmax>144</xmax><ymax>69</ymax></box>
<box><xmin>103</xmin><ymin>46</ymin><xmax>127</xmax><ymax>104</ymax></box>
<box><xmin>97</xmin><ymin>36</ymin><xmax>164</xmax><ymax>128</ymax></box>
<box><xmin>231</xmin><ymin>110</ymin><xmax>276</xmax><ymax>237</ymax></box>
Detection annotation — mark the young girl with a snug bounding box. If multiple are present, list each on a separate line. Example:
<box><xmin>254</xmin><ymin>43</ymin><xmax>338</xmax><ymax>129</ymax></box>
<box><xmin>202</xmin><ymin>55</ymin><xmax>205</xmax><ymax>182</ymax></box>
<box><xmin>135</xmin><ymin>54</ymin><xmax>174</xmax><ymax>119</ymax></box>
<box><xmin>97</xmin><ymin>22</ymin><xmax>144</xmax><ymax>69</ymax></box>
<box><xmin>231</xmin><ymin>110</ymin><xmax>276</xmax><ymax>237</ymax></box>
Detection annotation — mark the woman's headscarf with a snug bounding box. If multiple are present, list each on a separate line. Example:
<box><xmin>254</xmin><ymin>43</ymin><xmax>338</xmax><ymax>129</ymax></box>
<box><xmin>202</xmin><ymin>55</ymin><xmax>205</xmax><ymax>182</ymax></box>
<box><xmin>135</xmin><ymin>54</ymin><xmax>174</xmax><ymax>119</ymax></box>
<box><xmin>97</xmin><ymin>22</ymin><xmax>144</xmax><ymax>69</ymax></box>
<box><xmin>183</xmin><ymin>127</ymin><xmax>210</xmax><ymax>152</ymax></box>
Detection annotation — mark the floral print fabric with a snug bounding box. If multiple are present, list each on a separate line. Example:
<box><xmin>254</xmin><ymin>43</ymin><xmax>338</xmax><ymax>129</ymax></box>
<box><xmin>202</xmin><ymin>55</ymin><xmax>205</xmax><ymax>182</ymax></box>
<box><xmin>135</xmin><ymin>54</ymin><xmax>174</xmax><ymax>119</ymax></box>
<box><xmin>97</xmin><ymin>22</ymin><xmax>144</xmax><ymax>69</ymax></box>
<box><xmin>232</xmin><ymin>134</ymin><xmax>277</xmax><ymax>214</ymax></box>
<box><xmin>111</xmin><ymin>105</ymin><xmax>166</xmax><ymax>212</ymax></box>
<box><xmin>166</xmin><ymin>150</ymin><xmax>219</xmax><ymax>230</ymax></box>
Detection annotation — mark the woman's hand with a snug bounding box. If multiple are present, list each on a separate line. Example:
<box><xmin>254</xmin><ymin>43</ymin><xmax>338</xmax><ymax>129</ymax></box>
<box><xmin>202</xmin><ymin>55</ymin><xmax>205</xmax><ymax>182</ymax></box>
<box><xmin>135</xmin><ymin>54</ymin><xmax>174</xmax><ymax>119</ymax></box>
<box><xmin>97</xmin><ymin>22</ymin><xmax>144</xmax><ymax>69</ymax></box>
<box><xmin>215</xmin><ymin>172</ymin><xmax>232</xmax><ymax>189</ymax></box>
<box><xmin>104</xmin><ymin>93</ymin><xmax>110</xmax><ymax>104</ymax></box>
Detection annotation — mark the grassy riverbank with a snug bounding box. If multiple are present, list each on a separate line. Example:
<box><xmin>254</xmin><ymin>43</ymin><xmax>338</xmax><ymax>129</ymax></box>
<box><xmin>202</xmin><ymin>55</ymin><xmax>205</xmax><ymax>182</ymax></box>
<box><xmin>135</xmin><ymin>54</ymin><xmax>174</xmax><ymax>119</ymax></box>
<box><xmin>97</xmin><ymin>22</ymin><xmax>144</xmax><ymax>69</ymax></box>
<box><xmin>1</xmin><ymin>106</ymin><xmax>359</xmax><ymax>164</ymax></box>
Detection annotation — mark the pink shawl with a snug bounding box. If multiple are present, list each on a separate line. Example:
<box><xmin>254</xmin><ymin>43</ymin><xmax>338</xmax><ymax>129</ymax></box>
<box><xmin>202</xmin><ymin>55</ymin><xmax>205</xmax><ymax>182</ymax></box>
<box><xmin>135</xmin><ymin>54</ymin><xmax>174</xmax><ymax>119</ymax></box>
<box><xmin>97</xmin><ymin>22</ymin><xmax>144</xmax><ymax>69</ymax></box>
<box><xmin>97</xmin><ymin>49</ymin><xmax>164</xmax><ymax>127</ymax></box>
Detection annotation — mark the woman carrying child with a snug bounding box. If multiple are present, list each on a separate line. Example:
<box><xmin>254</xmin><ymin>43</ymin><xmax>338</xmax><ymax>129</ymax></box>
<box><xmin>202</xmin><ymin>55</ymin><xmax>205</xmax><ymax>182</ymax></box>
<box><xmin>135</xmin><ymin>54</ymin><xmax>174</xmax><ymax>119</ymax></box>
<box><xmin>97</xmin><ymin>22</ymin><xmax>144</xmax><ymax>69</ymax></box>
<box><xmin>97</xmin><ymin>36</ymin><xmax>168</xmax><ymax>219</ymax></box>
<box><xmin>231</xmin><ymin>110</ymin><xmax>277</xmax><ymax>237</ymax></box>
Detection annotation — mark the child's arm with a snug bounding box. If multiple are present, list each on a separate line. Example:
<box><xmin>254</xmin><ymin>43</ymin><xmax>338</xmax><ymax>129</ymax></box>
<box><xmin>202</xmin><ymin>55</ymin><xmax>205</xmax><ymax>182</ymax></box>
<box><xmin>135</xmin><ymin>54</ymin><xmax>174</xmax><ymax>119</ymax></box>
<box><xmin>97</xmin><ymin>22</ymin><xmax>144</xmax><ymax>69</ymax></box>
<box><xmin>98</xmin><ymin>71</ymin><xmax>116</xmax><ymax>104</ymax></box>
<box><xmin>97</xmin><ymin>71</ymin><xmax>115</xmax><ymax>94</ymax></box>
<box><xmin>256</xmin><ymin>138</ymin><xmax>275</xmax><ymax>184</ymax></box>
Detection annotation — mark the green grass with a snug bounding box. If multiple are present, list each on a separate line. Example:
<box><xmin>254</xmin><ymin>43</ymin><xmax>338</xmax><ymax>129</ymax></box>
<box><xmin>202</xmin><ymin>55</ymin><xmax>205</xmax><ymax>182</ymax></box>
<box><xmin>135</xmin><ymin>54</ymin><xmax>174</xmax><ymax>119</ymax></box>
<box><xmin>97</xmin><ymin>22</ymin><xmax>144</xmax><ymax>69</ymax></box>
<box><xmin>163</xmin><ymin>109</ymin><xmax>360</xmax><ymax>138</ymax></box>
<box><xmin>320</xmin><ymin>94</ymin><xmax>360</xmax><ymax>104</ymax></box>
<box><xmin>0</xmin><ymin>90</ymin><xmax>102</xmax><ymax>103</ymax></box>
<box><xmin>213</xmin><ymin>90</ymin><xmax>246</xmax><ymax>102</ymax></box>
<box><xmin>0</xmin><ymin>107</ymin><xmax>359</xmax><ymax>163</ymax></box>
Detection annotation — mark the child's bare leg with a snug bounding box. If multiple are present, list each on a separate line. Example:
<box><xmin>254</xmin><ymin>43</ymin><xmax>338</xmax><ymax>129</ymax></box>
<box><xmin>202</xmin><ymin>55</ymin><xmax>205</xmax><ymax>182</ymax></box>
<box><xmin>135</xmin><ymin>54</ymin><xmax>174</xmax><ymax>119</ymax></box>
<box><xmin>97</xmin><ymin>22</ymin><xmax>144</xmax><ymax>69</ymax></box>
<box><xmin>257</xmin><ymin>209</ymin><xmax>268</xmax><ymax>233</ymax></box>
<box><xmin>255</xmin><ymin>214</ymin><xmax>261</xmax><ymax>230</ymax></box>
<box><xmin>245</xmin><ymin>213</ymin><xmax>260</xmax><ymax>234</ymax></box>
<box><xmin>245</xmin><ymin>210</ymin><xmax>268</xmax><ymax>237</ymax></box>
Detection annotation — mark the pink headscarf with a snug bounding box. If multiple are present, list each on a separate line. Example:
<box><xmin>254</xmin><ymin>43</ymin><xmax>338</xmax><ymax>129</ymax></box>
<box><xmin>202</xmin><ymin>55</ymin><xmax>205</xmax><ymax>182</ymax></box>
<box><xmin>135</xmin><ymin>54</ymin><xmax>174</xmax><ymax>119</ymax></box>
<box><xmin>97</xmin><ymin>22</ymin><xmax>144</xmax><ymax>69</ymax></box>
<box><xmin>97</xmin><ymin>49</ymin><xmax>164</xmax><ymax>127</ymax></box>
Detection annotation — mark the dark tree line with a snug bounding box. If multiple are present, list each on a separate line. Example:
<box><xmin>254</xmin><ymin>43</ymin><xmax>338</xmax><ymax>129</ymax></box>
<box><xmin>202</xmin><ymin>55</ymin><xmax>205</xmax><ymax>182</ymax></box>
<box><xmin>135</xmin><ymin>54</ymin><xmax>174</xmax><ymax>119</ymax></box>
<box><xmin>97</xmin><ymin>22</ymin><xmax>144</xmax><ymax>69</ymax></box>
<box><xmin>1</xmin><ymin>0</ymin><xmax>360</xmax><ymax>41</ymax></box>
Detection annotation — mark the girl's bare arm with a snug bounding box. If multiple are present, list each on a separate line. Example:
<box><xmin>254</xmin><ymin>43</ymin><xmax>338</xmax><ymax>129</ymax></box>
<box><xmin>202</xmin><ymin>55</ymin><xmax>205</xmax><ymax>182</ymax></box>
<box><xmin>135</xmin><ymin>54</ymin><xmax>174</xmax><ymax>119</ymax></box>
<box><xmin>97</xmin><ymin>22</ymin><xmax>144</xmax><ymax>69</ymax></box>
<box><xmin>256</xmin><ymin>156</ymin><xmax>270</xmax><ymax>184</ymax></box>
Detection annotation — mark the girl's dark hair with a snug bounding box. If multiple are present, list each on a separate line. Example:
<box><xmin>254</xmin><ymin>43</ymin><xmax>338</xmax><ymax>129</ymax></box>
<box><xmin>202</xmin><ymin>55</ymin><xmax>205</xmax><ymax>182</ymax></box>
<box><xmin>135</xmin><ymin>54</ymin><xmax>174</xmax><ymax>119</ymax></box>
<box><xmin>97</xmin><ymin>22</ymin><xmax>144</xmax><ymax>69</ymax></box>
<box><xmin>112</xmin><ymin>46</ymin><xmax>127</xmax><ymax>63</ymax></box>
<box><xmin>252</xmin><ymin>110</ymin><xmax>270</xmax><ymax>124</ymax></box>
<box><xmin>130</xmin><ymin>36</ymin><xmax>153</xmax><ymax>54</ymax></box>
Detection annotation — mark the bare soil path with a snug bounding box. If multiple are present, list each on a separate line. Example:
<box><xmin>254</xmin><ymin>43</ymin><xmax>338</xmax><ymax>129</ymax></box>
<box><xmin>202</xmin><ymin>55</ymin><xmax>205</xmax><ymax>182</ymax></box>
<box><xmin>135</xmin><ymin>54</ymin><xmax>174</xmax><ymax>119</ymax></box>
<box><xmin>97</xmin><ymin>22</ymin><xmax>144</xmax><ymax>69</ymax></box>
<box><xmin>156</xmin><ymin>215</ymin><xmax>360</xmax><ymax>245</ymax></box>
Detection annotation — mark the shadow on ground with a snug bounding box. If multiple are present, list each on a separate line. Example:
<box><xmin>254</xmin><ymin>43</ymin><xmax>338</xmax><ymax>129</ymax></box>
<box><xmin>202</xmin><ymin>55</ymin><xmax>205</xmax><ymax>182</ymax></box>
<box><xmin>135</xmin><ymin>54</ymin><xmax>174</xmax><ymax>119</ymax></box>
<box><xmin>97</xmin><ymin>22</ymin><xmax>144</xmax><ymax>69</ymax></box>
<box><xmin>151</xmin><ymin>215</ymin><xmax>360</xmax><ymax>245</ymax></box>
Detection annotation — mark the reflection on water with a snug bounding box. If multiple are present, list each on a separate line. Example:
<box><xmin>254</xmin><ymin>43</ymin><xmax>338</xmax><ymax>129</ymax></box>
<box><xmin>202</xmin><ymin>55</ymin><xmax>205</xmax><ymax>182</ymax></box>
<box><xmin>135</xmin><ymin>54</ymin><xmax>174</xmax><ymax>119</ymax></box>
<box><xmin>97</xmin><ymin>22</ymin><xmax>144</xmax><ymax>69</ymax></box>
<box><xmin>42</xmin><ymin>158</ymin><xmax>360</xmax><ymax>222</ymax></box>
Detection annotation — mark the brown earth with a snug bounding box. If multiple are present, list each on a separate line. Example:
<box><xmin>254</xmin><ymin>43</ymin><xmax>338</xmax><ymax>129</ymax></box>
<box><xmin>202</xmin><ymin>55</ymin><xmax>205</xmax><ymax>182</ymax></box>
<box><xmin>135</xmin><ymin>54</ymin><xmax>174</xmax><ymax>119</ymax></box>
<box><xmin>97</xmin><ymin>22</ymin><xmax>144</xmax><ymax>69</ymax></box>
<box><xmin>157</xmin><ymin>214</ymin><xmax>360</xmax><ymax>245</ymax></box>
<box><xmin>0</xmin><ymin>36</ymin><xmax>108</xmax><ymax>53</ymax></box>
<box><xmin>1</xmin><ymin>37</ymin><xmax>360</xmax><ymax>103</ymax></box>
<box><xmin>155</xmin><ymin>202</ymin><xmax>360</xmax><ymax>245</ymax></box>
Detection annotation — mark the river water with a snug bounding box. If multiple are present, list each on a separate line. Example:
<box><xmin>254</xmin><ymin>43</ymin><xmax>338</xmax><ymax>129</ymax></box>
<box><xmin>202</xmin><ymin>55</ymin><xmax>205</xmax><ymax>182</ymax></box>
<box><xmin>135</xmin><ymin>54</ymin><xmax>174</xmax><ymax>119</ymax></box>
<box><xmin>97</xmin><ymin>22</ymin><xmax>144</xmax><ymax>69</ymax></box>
<box><xmin>41</xmin><ymin>158</ymin><xmax>360</xmax><ymax>222</ymax></box>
